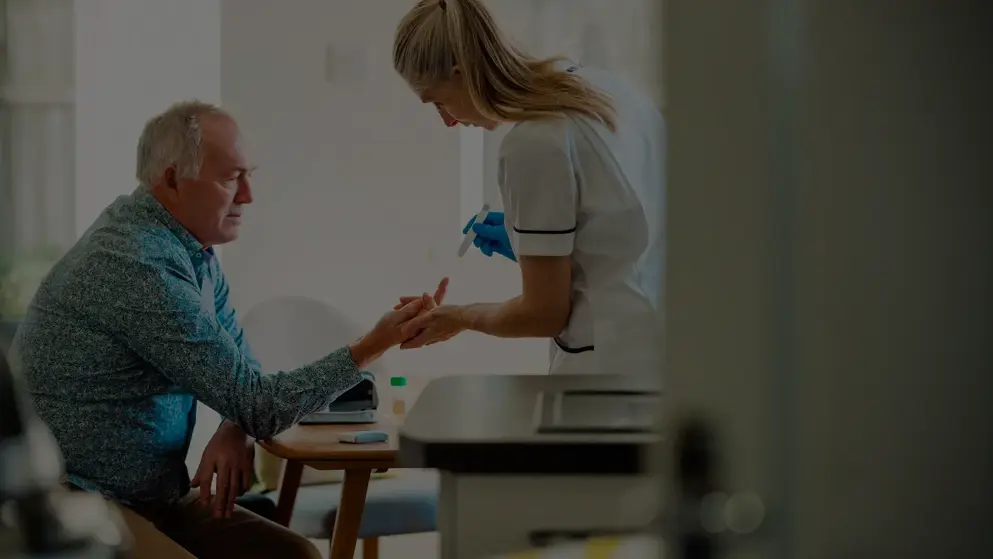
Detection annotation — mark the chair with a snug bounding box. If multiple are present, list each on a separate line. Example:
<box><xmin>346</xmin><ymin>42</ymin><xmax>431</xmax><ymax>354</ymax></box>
<box><xmin>0</xmin><ymin>320</ymin><xmax>20</xmax><ymax>354</ymax></box>
<box><xmin>240</xmin><ymin>295</ymin><xmax>437</xmax><ymax>558</ymax></box>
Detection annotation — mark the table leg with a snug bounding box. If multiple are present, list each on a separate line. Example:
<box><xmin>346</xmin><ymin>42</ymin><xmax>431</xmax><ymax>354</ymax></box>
<box><xmin>329</xmin><ymin>468</ymin><xmax>372</xmax><ymax>559</ymax></box>
<box><xmin>274</xmin><ymin>460</ymin><xmax>304</xmax><ymax>527</ymax></box>
<box><xmin>362</xmin><ymin>537</ymin><xmax>380</xmax><ymax>559</ymax></box>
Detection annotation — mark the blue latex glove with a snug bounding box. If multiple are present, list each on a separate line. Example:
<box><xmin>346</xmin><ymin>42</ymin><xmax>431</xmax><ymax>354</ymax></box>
<box><xmin>463</xmin><ymin>211</ymin><xmax>516</xmax><ymax>262</ymax></box>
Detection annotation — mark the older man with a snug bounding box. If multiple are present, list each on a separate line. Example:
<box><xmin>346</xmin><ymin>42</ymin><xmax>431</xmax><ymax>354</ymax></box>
<box><xmin>10</xmin><ymin>101</ymin><xmax>425</xmax><ymax>558</ymax></box>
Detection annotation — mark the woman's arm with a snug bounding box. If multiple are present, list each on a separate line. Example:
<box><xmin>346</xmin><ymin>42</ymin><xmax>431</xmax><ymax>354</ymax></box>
<box><xmin>461</xmin><ymin>255</ymin><xmax>572</xmax><ymax>338</ymax></box>
<box><xmin>399</xmin><ymin>121</ymin><xmax>579</xmax><ymax>348</ymax></box>
<box><xmin>460</xmin><ymin>122</ymin><xmax>577</xmax><ymax>338</ymax></box>
<box><xmin>398</xmin><ymin>256</ymin><xmax>572</xmax><ymax>348</ymax></box>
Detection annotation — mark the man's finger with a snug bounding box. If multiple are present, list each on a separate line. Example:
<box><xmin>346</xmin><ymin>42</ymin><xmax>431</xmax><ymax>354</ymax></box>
<box><xmin>433</xmin><ymin>277</ymin><xmax>449</xmax><ymax>305</ymax></box>
<box><xmin>214</xmin><ymin>468</ymin><xmax>229</xmax><ymax>517</ymax></box>
<box><xmin>191</xmin><ymin>462</ymin><xmax>204</xmax><ymax>488</ymax></box>
<box><xmin>226</xmin><ymin>469</ymin><xmax>240</xmax><ymax>517</ymax></box>
<box><xmin>242</xmin><ymin>466</ymin><xmax>252</xmax><ymax>494</ymax></box>
<box><xmin>391</xmin><ymin>298</ymin><xmax>425</xmax><ymax>323</ymax></box>
<box><xmin>196</xmin><ymin>471</ymin><xmax>213</xmax><ymax>508</ymax></box>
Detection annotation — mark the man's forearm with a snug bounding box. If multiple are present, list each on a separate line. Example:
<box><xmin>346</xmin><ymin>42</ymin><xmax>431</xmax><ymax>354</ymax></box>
<box><xmin>178</xmin><ymin>346</ymin><xmax>363</xmax><ymax>441</ymax></box>
<box><xmin>348</xmin><ymin>336</ymin><xmax>384</xmax><ymax>370</ymax></box>
<box><xmin>89</xmin><ymin>250</ymin><xmax>368</xmax><ymax>442</ymax></box>
<box><xmin>461</xmin><ymin>297</ymin><xmax>568</xmax><ymax>338</ymax></box>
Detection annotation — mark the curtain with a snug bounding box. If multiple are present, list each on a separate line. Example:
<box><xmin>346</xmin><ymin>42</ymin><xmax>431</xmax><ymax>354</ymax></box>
<box><xmin>0</xmin><ymin>0</ymin><xmax>75</xmax><ymax>319</ymax></box>
<box><xmin>0</xmin><ymin>0</ymin><xmax>75</xmax><ymax>255</ymax></box>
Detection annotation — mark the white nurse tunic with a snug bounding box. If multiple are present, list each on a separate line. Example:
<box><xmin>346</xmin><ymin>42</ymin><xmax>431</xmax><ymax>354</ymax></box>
<box><xmin>497</xmin><ymin>64</ymin><xmax>667</xmax><ymax>377</ymax></box>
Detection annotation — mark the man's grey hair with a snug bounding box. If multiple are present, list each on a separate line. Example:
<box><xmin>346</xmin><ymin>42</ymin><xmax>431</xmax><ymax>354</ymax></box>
<box><xmin>135</xmin><ymin>100</ymin><xmax>231</xmax><ymax>186</ymax></box>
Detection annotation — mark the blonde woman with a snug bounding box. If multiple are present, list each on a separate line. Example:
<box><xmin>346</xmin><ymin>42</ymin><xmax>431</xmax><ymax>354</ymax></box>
<box><xmin>394</xmin><ymin>0</ymin><xmax>665</xmax><ymax>377</ymax></box>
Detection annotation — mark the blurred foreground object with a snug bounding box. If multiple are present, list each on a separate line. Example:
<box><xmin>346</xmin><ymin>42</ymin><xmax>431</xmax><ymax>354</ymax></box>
<box><xmin>0</xmin><ymin>245</ymin><xmax>64</xmax><ymax>321</ymax></box>
<box><xmin>661</xmin><ymin>0</ymin><xmax>992</xmax><ymax>557</ymax></box>
<box><xmin>399</xmin><ymin>374</ymin><xmax>660</xmax><ymax>559</ymax></box>
<box><xmin>0</xmin><ymin>349</ymin><xmax>132</xmax><ymax>558</ymax></box>
<box><xmin>489</xmin><ymin>534</ymin><xmax>659</xmax><ymax>558</ymax></box>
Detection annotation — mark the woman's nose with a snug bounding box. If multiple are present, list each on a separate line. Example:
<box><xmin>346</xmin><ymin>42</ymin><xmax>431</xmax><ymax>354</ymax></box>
<box><xmin>436</xmin><ymin>106</ymin><xmax>458</xmax><ymax>127</ymax></box>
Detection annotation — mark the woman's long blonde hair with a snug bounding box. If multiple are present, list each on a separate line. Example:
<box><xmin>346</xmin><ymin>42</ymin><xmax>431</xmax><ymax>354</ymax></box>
<box><xmin>393</xmin><ymin>0</ymin><xmax>617</xmax><ymax>131</ymax></box>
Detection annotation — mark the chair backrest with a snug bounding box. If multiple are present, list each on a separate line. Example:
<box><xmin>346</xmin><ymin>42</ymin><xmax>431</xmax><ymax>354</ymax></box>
<box><xmin>0</xmin><ymin>321</ymin><xmax>19</xmax><ymax>355</ymax></box>
<box><xmin>240</xmin><ymin>295</ymin><xmax>387</xmax><ymax>489</ymax></box>
<box><xmin>240</xmin><ymin>295</ymin><xmax>385</xmax><ymax>376</ymax></box>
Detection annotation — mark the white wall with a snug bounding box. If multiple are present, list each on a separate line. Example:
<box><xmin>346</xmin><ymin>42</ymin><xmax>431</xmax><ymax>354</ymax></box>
<box><xmin>73</xmin><ymin>0</ymin><xmax>224</xmax><ymax>475</ymax></box>
<box><xmin>74</xmin><ymin>0</ymin><xmax>222</xmax><ymax>235</ymax></box>
<box><xmin>219</xmin><ymin>0</ymin><xmax>549</xmax><ymax>379</ymax></box>
<box><xmin>218</xmin><ymin>0</ymin><xmax>662</xmax><ymax>380</ymax></box>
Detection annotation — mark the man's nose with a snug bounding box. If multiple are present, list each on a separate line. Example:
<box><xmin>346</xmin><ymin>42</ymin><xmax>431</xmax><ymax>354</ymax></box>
<box><xmin>235</xmin><ymin>177</ymin><xmax>253</xmax><ymax>204</ymax></box>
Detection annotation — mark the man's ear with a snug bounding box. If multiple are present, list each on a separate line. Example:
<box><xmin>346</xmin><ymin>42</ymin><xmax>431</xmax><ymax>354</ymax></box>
<box><xmin>163</xmin><ymin>167</ymin><xmax>178</xmax><ymax>189</ymax></box>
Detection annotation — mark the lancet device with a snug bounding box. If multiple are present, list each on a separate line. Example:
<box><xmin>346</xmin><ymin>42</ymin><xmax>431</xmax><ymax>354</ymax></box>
<box><xmin>458</xmin><ymin>203</ymin><xmax>491</xmax><ymax>257</ymax></box>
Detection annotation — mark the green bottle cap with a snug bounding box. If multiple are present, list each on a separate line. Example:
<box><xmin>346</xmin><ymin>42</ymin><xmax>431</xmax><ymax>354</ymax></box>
<box><xmin>390</xmin><ymin>376</ymin><xmax>407</xmax><ymax>387</ymax></box>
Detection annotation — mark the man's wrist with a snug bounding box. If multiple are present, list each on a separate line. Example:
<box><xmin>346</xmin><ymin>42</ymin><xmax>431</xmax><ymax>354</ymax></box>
<box><xmin>217</xmin><ymin>419</ymin><xmax>252</xmax><ymax>439</ymax></box>
<box><xmin>348</xmin><ymin>336</ymin><xmax>382</xmax><ymax>370</ymax></box>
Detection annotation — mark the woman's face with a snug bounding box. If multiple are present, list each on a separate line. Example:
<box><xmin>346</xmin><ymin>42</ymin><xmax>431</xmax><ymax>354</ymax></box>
<box><xmin>421</xmin><ymin>71</ymin><xmax>500</xmax><ymax>130</ymax></box>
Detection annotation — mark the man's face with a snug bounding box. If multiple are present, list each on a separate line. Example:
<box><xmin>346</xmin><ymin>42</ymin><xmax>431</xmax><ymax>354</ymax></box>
<box><xmin>165</xmin><ymin>115</ymin><xmax>254</xmax><ymax>247</ymax></box>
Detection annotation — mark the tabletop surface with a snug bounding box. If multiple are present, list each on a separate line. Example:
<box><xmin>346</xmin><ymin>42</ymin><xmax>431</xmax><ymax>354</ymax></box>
<box><xmin>260</xmin><ymin>420</ymin><xmax>398</xmax><ymax>462</ymax></box>
<box><xmin>400</xmin><ymin>374</ymin><xmax>661</xmax><ymax>444</ymax></box>
<box><xmin>397</xmin><ymin>374</ymin><xmax>662</xmax><ymax>475</ymax></box>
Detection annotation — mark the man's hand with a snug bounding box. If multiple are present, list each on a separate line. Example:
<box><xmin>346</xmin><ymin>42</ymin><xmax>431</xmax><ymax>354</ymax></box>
<box><xmin>393</xmin><ymin>278</ymin><xmax>451</xmax><ymax>347</ymax></box>
<box><xmin>191</xmin><ymin>420</ymin><xmax>255</xmax><ymax>519</ymax></box>
<box><xmin>394</xmin><ymin>277</ymin><xmax>448</xmax><ymax>310</ymax></box>
<box><xmin>350</xmin><ymin>296</ymin><xmax>429</xmax><ymax>369</ymax></box>
<box><xmin>398</xmin><ymin>302</ymin><xmax>467</xmax><ymax>349</ymax></box>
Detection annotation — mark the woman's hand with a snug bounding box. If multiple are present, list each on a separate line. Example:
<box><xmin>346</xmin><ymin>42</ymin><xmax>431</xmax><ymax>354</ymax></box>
<box><xmin>398</xmin><ymin>303</ymin><xmax>469</xmax><ymax>349</ymax></box>
<box><xmin>465</xmin><ymin>212</ymin><xmax>516</xmax><ymax>261</ymax></box>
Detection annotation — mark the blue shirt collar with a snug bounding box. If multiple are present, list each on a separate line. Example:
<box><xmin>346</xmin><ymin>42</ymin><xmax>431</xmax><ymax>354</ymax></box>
<box><xmin>132</xmin><ymin>184</ymin><xmax>211</xmax><ymax>261</ymax></box>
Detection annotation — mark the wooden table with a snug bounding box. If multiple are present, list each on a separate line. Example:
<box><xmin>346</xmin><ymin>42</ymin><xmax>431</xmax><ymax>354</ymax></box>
<box><xmin>259</xmin><ymin>421</ymin><xmax>397</xmax><ymax>559</ymax></box>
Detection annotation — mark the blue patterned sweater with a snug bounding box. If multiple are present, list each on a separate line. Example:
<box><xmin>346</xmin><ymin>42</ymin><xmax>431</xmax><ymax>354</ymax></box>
<box><xmin>10</xmin><ymin>185</ymin><xmax>362</xmax><ymax>505</ymax></box>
